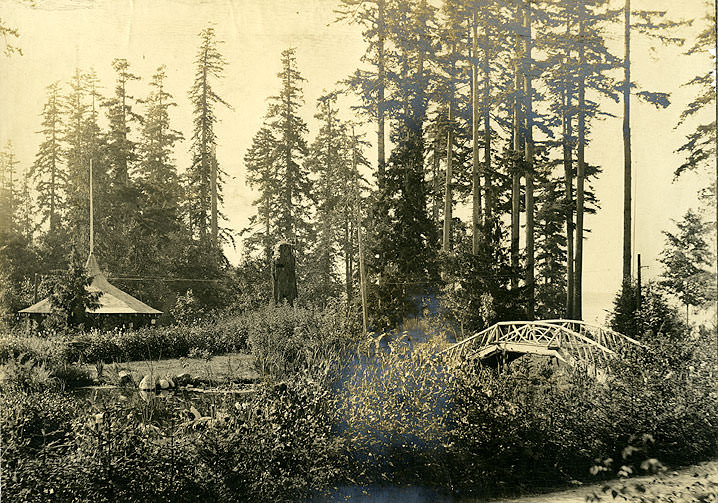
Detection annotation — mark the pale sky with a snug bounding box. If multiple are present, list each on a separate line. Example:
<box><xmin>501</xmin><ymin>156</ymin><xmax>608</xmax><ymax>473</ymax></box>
<box><xmin>0</xmin><ymin>0</ymin><xmax>714</xmax><ymax>324</ymax></box>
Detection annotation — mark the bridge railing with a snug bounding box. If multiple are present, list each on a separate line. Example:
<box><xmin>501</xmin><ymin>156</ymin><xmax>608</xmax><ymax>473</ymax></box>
<box><xmin>438</xmin><ymin>319</ymin><xmax>642</xmax><ymax>367</ymax></box>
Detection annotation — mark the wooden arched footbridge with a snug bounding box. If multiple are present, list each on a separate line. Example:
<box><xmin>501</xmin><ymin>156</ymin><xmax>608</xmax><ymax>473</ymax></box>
<box><xmin>438</xmin><ymin>320</ymin><xmax>642</xmax><ymax>370</ymax></box>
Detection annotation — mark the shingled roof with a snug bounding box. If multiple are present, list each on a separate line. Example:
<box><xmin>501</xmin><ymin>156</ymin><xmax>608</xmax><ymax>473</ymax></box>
<box><xmin>19</xmin><ymin>253</ymin><xmax>161</xmax><ymax>315</ymax></box>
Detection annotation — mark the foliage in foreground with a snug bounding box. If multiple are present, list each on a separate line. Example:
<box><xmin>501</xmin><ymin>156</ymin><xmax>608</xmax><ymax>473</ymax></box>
<box><xmin>3</xmin><ymin>323</ymin><xmax>717</xmax><ymax>502</ymax></box>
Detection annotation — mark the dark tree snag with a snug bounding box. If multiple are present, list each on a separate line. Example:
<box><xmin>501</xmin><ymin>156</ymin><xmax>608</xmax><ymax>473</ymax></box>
<box><xmin>272</xmin><ymin>242</ymin><xmax>297</xmax><ymax>306</ymax></box>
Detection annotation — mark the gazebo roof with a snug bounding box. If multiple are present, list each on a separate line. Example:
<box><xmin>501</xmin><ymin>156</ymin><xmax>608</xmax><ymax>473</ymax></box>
<box><xmin>19</xmin><ymin>253</ymin><xmax>161</xmax><ymax>315</ymax></box>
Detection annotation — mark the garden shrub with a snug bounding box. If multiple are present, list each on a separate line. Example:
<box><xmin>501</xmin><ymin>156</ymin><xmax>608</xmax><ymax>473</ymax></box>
<box><xmin>0</xmin><ymin>332</ymin><xmax>70</xmax><ymax>366</ymax></box>
<box><xmin>1</xmin><ymin>389</ymin><xmax>82</xmax><ymax>502</ymax></box>
<box><xmin>247</xmin><ymin>300</ymin><xmax>361</xmax><ymax>378</ymax></box>
<box><xmin>194</xmin><ymin>372</ymin><xmax>346</xmax><ymax>502</ymax></box>
<box><xmin>1</xmin><ymin>312</ymin><xmax>716</xmax><ymax>502</ymax></box>
<box><xmin>336</xmin><ymin>343</ymin><xmax>453</xmax><ymax>487</ymax></box>
<box><xmin>65</xmin><ymin>313</ymin><xmax>250</xmax><ymax>364</ymax></box>
<box><xmin>1</xmin><ymin>373</ymin><xmax>345</xmax><ymax>503</ymax></box>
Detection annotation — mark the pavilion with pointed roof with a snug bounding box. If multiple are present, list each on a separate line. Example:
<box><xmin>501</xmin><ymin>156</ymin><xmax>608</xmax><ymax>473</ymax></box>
<box><xmin>19</xmin><ymin>159</ymin><xmax>161</xmax><ymax>325</ymax></box>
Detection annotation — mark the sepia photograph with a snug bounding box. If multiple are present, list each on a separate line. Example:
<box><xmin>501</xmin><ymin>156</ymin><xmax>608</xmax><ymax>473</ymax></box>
<box><xmin>1</xmin><ymin>0</ymin><xmax>717</xmax><ymax>501</ymax></box>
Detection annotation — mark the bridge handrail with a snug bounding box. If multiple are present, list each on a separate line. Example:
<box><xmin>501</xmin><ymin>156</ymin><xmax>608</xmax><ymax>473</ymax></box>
<box><xmin>540</xmin><ymin>319</ymin><xmax>644</xmax><ymax>347</ymax></box>
<box><xmin>438</xmin><ymin>320</ymin><xmax>620</xmax><ymax>361</ymax></box>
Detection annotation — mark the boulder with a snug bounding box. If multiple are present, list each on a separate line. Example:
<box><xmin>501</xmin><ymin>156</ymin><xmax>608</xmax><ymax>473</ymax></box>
<box><xmin>117</xmin><ymin>371</ymin><xmax>133</xmax><ymax>386</ymax></box>
<box><xmin>138</xmin><ymin>374</ymin><xmax>157</xmax><ymax>391</ymax></box>
<box><xmin>158</xmin><ymin>378</ymin><xmax>171</xmax><ymax>390</ymax></box>
<box><xmin>175</xmin><ymin>373</ymin><xmax>192</xmax><ymax>387</ymax></box>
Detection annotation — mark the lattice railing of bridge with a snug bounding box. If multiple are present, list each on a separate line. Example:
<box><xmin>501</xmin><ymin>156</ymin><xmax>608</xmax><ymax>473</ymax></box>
<box><xmin>438</xmin><ymin>320</ymin><xmax>643</xmax><ymax>369</ymax></box>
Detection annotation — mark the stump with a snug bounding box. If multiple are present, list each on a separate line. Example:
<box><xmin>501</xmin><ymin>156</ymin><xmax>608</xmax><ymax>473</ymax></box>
<box><xmin>272</xmin><ymin>242</ymin><xmax>297</xmax><ymax>306</ymax></box>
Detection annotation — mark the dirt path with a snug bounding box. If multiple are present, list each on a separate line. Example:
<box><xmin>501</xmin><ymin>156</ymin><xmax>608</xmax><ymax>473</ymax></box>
<box><xmin>489</xmin><ymin>460</ymin><xmax>718</xmax><ymax>503</ymax></box>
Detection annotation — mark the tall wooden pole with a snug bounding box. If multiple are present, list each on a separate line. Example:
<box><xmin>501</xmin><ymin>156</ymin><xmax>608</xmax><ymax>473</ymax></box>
<box><xmin>637</xmin><ymin>253</ymin><xmax>642</xmax><ymax>309</ymax></box>
<box><xmin>89</xmin><ymin>158</ymin><xmax>94</xmax><ymax>255</ymax></box>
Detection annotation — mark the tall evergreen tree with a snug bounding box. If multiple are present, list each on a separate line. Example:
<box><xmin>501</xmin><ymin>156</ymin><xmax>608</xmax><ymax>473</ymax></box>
<box><xmin>621</xmin><ymin>3</ymin><xmax>680</xmax><ymax>283</ymax></box>
<box><xmin>101</xmin><ymin>58</ymin><xmax>143</xmax><ymax>275</ymax></box>
<box><xmin>660</xmin><ymin>210</ymin><xmax>715</xmax><ymax>322</ymax></box>
<box><xmin>573</xmin><ymin>0</ymin><xmax>621</xmax><ymax>319</ymax></box>
<box><xmin>368</xmin><ymin>0</ymin><xmax>438</xmax><ymax>327</ymax></box>
<box><xmin>0</xmin><ymin>141</ymin><xmax>19</xmax><ymax>235</ymax></box>
<box><xmin>188</xmin><ymin>26</ymin><xmax>231</xmax><ymax>247</ymax></box>
<box><xmin>244</xmin><ymin>124</ymin><xmax>279</xmax><ymax>270</ymax></box>
<box><xmin>305</xmin><ymin>92</ymin><xmax>346</xmax><ymax>296</ymax></box>
<box><xmin>265</xmin><ymin>48</ymin><xmax>312</xmax><ymax>255</ymax></box>
<box><xmin>16</xmin><ymin>165</ymin><xmax>34</xmax><ymax>242</ymax></box>
<box><xmin>31</xmin><ymin>81</ymin><xmax>66</xmax><ymax>235</ymax></box>
<box><xmin>104</xmin><ymin>58</ymin><xmax>140</xmax><ymax>188</ymax></box>
<box><xmin>138</xmin><ymin>65</ymin><xmax>183</xmax><ymax>236</ymax></box>
<box><xmin>541</xmin><ymin>0</ymin><xmax>619</xmax><ymax>318</ymax></box>
<box><xmin>336</xmin><ymin>0</ymin><xmax>392</xmax><ymax>183</ymax></box>
<box><xmin>535</xmin><ymin>169</ymin><xmax>568</xmax><ymax>318</ymax></box>
<box><xmin>63</xmin><ymin>68</ymin><xmax>91</xmax><ymax>251</ymax></box>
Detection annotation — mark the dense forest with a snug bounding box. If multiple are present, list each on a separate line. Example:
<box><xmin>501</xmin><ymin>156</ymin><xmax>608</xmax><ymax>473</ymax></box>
<box><xmin>0</xmin><ymin>0</ymin><xmax>715</xmax><ymax>332</ymax></box>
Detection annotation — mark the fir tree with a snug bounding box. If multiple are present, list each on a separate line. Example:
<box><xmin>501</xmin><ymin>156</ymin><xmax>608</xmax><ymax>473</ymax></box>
<box><xmin>336</xmin><ymin>0</ymin><xmax>392</xmax><ymax>182</ymax></box>
<box><xmin>49</xmin><ymin>247</ymin><xmax>101</xmax><ymax>328</ymax></box>
<box><xmin>265</xmin><ymin>48</ymin><xmax>312</xmax><ymax>256</ymax></box>
<box><xmin>187</xmin><ymin>26</ymin><xmax>231</xmax><ymax>247</ymax></box>
<box><xmin>138</xmin><ymin>65</ymin><xmax>183</xmax><ymax>236</ymax></box>
<box><xmin>30</xmin><ymin>81</ymin><xmax>66</xmax><ymax>235</ymax></box>
<box><xmin>62</xmin><ymin>68</ymin><xmax>93</xmax><ymax>251</ymax></box>
<box><xmin>660</xmin><ymin>210</ymin><xmax>715</xmax><ymax>321</ymax></box>
<box><xmin>244</xmin><ymin>124</ymin><xmax>279</xmax><ymax>269</ymax></box>
<box><xmin>534</xmin><ymin>170</ymin><xmax>567</xmax><ymax>318</ymax></box>
<box><xmin>305</xmin><ymin>92</ymin><xmax>346</xmax><ymax>297</ymax></box>
<box><xmin>0</xmin><ymin>141</ymin><xmax>19</xmax><ymax>235</ymax></box>
<box><xmin>104</xmin><ymin>58</ymin><xmax>141</xmax><ymax>188</ymax></box>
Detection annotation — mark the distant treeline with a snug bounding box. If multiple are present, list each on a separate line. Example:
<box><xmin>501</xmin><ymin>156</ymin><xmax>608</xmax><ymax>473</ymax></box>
<box><xmin>1</xmin><ymin>0</ymin><xmax>715</xmax><ymax>330</ymax></box>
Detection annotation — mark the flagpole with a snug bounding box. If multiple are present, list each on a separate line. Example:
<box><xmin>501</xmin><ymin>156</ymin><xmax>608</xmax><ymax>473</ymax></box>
<box><xmin>89</xmin><ymin>158</ymin><xmax>94</xmax><ymax>255</ymax></box>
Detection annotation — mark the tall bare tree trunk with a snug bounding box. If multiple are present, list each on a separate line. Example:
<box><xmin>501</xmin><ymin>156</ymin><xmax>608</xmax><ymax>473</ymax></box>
<box><xmin>622</xmin><ymin>0</ymin><xmax>632</xmax><ymax>283</ymax></box>
<box><xmin>432</xmin><ymin>136</ymin><xmax>441</xmax><ymax>227</ymax></box>
<box><xmin>472</xmin><ymin>10</ymin><xmax>482</xmax><ymax>254</ymax></box>
<box><xmin>377</xmin><ymin>0</ymin><xmax>386</xmax><ymax>184</ymax></box>
<box><xmin>511</xmin><ymin>4</ymin><xmax>523</xmax><ymax>290</ymax></box>
<box><xmin>210</xmin><ymin>145</ymin><xmax>218</xmax><ymax>247</ymax></box>
<box><xmin>345</xmin><ymin>215</ymin><xmax>352</xmax><ymax>302</ymax></box>
<box><xmin>524</xmin><ymin>1</ymin><xmax>535</xmax><ymax>319</ymax></box>
<box><xmin>574</xmin><ymin>0</ymin><xmax>586</xmax><ymax>319</ymax></box>
<box><xmin>483</xmin><ymin>30</ymin><xmax>492</xmax><ymax>230</ymax></box>
<box><xmin>352</xmin><ymin>131</ymin><xmax>368</xmax><ymax>334</ymax></box>
<box><xmin>714</xmin><ymin>0</ymin><xmax>718</xmax><ymax>345</ymax></box>
<box><xmin>563</xmin><ymin>75</ymin><xmax>575</xmax><ymax>319</ymax></box>
<box><xmin>443</xmin><ymin>49</ymin><xmax>455</xmax><ymax>253</ymax></box>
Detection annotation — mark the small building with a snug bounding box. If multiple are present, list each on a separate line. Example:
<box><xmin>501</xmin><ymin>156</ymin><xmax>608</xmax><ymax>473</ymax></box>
<box><xmin>19</xmin><ymin>253</ymin><xmax>161</xmax><ymax>328</ymax></box>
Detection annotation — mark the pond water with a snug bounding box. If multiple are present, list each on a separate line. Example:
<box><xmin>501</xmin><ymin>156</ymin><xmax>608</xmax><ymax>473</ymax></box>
<box><xmin>73</xmin><ymin>385</ymin><xmax>255</xmax><ymax>419</ymax></box>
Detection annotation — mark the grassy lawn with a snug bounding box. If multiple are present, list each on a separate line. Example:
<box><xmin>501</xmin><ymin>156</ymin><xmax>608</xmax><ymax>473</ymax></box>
<box><xmin>85</xmin><ymin>352</ymin><xmax>259</xmax><ymax>385</ymax></box>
